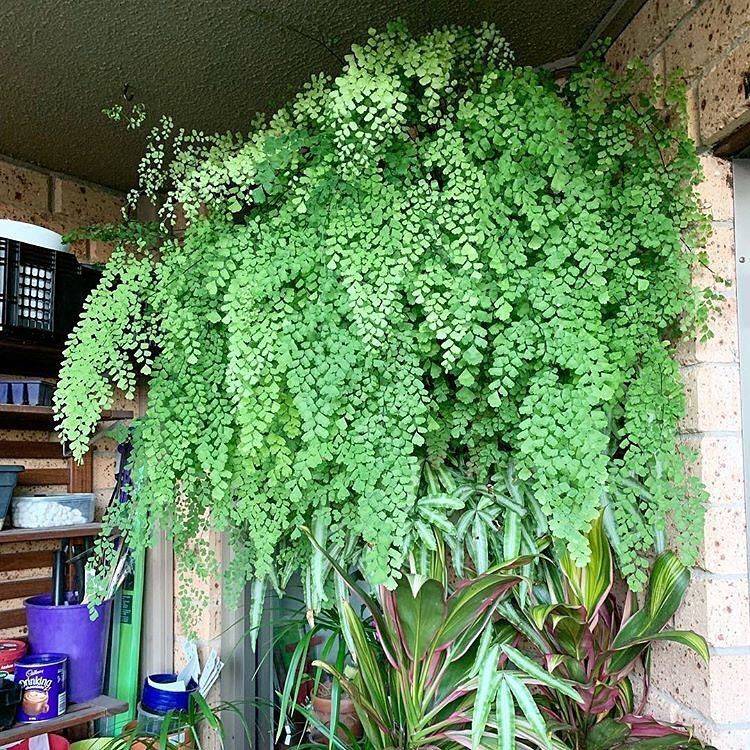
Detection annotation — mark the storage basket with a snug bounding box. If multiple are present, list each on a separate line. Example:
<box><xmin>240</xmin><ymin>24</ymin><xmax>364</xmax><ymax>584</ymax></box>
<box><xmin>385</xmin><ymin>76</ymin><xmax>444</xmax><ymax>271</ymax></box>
<box><xmin>0</xmin><ymin>465</ymin><xmax>24</xmax><ymax>530</ymax></box>
<box><xmin>0</xmin><ymin>221</ymin><xmax>98</xmax><ymax>344</ymax></box>
<box><xmin>0</xmin><ymin>677</ymin><xmax>23</xmax><ymax>730</ymax></box>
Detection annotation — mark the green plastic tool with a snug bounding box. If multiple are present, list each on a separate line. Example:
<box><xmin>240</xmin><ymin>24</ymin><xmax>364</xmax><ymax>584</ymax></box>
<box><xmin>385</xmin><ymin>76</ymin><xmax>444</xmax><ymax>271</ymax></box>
<box><xmin>99</xmin><ymin>439</ymin><xmax>146</xmax><ymax>735</ymax></box>
<box><xmin>100</xmin><ymin>545</ymin><xmax>145</xmax><ymax>734</ymax></box>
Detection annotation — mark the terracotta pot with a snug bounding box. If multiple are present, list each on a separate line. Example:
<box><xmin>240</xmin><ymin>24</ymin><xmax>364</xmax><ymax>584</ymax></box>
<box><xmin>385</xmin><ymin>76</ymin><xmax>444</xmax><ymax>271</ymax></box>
<box><xmin>123</xmin><ymin>719</ymin><xmax>194</xmax><ymax>749</ymax></box>
<box><xmin>311</xmin><ymin>693</ymin><xmax>363</xmax><ymax>740</ymax></box>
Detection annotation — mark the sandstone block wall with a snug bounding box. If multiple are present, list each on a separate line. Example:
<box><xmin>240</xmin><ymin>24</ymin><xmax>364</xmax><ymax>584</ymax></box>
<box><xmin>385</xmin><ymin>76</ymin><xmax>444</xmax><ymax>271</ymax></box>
<box><xmin>609</xmin><ymin>2</ymin><xmax>750</xmax><ymax>747</ymax></box>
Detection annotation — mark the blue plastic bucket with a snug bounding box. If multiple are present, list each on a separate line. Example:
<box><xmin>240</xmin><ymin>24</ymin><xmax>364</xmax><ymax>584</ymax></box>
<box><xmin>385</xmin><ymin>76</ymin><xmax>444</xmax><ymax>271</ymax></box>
<box><xmin>141</xmin><ymin>674</ymin><xmax>197</xmax><ymax>714</ymax></box>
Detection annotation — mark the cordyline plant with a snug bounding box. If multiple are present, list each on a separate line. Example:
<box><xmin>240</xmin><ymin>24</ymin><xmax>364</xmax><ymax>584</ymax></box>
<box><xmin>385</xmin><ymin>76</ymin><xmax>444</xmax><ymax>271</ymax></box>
<box><xmin>301</xmin><ymin>532</ymin><xmax>578</xmax><ymax>750</ymax></box>
<box><xmin>496</xmin><ymin>517</ymin><xmax>712</xmax><ymax>750</ymax></box>
<box><xmin>54</xmin><ymin>22</ymin><xmax>715</xmax><ymax>623</ymax></box>
<box><xmin>284</xmin><ymin>523</ymin><xmax>711</xmax><ymax>750</ymax></box>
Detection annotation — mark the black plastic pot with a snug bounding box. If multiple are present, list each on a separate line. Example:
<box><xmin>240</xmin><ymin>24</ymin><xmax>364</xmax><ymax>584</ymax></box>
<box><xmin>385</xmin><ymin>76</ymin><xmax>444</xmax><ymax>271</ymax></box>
<box><xmin>0</xmin><ymin>677</ymin><xmax>23</xmax><ymax>729</ymax></box>
<box><xmin>10</xmin><ymin>382</ymin><xmax>24</xmax><ymax>405</ymax></box>
<box><xmin>25</xmin><ymin>381</ymin><xmax>53</xmax><ymax>406</ymax></box>
<box><xmin>0</xmin><ymin>465</ymin><xmax>24</xmax><ymax>529</ymax></box>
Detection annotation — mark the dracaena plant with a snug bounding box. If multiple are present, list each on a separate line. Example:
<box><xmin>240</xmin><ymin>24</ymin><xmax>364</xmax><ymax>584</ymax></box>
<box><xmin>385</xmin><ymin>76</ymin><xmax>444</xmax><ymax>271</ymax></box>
<box><xmin>409</xmin><ymin>462</ymin><xmax>549</xmax><ymax>582</ymax></box>
<box><xmin>496</xmin><ymin>516</ymin><xmax>712</xmax><ymax>750</ymax></box>
<box><xmin>394</xmin><ymin>461</ymin><xmax>545</xmax><ymax>599</ymax></box>
<box><xmin>298</xmin><ymin>532</ymin><xmax>582</xmax><ymax>750</ymax></box>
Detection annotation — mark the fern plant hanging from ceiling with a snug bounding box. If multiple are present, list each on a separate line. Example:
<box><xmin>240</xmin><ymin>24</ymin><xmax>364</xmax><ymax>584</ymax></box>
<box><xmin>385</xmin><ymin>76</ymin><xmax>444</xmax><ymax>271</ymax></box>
<box><xmin>55</xmin><ymin>22</ymin><xmax>715</xmax><ymax>616</ymax></box>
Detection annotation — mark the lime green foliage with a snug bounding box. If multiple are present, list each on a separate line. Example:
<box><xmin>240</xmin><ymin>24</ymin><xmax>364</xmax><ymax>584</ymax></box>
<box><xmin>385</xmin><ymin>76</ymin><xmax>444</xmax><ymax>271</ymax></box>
<box><xmin>102</xmin><ymin>101</ymin><xmax>147</xmax><ymax>131</ymax></box>
<box><xmin>55</xmin><ymin>23</ymin><xmax>713</xmax><ymax>608</ymax></box>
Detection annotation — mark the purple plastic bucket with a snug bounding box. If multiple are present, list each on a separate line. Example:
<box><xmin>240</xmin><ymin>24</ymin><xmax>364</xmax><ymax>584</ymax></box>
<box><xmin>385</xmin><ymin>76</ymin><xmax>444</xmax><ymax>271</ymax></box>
<box><xmin>24</xmin><ymin>596</ymin><xmax>112</xmax><ymax>703</ymax></box>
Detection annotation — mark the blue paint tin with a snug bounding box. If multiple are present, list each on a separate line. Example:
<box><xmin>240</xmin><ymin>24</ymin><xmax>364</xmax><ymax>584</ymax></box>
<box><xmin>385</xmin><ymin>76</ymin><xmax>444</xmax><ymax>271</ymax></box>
<box><xmin>14</xmin><ymin>653</ymin><xmax>67</xmax><ymax>721</ymax></box>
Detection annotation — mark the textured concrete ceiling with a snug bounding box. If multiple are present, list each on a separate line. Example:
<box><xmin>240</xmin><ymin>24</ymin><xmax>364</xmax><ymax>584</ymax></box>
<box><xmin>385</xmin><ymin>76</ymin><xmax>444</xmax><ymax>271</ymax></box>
<box><xmin>0</xmin><ymin>0</ymin><xmax>644</xmax><ymax>191</ymax></box>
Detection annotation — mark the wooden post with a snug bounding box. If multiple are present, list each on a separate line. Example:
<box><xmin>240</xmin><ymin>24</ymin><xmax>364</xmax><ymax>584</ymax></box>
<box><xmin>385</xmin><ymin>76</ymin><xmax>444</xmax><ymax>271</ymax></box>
<box><xmin>68</xmin><ymin>447</ymin><xmax>93</xmax><ymax>493</ymax></box>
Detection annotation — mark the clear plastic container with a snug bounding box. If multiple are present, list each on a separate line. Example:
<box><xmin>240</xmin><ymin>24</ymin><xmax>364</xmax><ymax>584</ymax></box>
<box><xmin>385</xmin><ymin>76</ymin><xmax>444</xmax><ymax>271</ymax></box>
<box><xmin>11</xmin><ymin>493</ymin><xmax>94</xmax><ymax>528</ymax></box>
<box><xmin>137</xmin><ymin>703</ymin><xmax>187</xmax><ymax>740</ymax></box>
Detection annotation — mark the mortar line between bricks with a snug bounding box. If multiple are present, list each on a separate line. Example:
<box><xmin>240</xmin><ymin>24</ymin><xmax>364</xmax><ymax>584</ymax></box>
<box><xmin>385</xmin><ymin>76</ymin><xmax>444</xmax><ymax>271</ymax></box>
<box><xmin>709</xmin><ymin>287</ymin><xmax>737</xmax><ymax>299</ymax></box>
<box><xmin>697</xmin><ymin>23</ymin><xmax>750</xmax><ymax>84</ymax></box>
<box><xmin>678</xmin><ymin>430</ymin><xmax>743</xmax><ymax>438</ymax></box>
<box><xmin>680</xmin><ymin>287</ymin><xmax>735</xmax><ymax>301</ymax></box>
<box><xmin>0</xmin><ymin>152</ymin><xmax>125</xmax><ymax>198</ymax></box>
<box><xmin>647</xmin><ymin>0</ymin><xmax>707</xmax><ymax>61</ymax></box>
<box><xmin>656</xmin><ymin>0</ymin><xmax>750</xmax><ymax>84</ymax></box>
<box><xmin>647</xmin><ymin>686</ymin><xmax>713</xmax><ymax>727</ymax></box>
<box><xmin>709</xmin><ymin>644</ymin><xmax>750</xmax><ymax>655</ymax></box>
<box><xmin>679</xmin><ymin>361</ymin><xmax>740</xmax><ymax>373</ymax></box>
<box><xmin>692</xmin><ymin>569</ymin><xmax>749</xmax><ymax>581</ymax></box>
<box><xmin>649</xmin><ymin>685</ymin><xmax>750</xmax><ymax>730</ymax></box>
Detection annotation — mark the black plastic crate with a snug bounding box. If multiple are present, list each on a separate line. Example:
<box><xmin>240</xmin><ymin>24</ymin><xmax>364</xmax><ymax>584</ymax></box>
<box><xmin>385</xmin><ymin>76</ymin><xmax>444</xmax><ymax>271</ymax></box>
<box><xmin>79</xmin><ymin>262</ymin><xmax>102</xmax><ymax>302</ymax></box>
<box><xmin>0</xmin><ymin>236</ymin><xmax>89</xmax><ymax>344</ymax></box>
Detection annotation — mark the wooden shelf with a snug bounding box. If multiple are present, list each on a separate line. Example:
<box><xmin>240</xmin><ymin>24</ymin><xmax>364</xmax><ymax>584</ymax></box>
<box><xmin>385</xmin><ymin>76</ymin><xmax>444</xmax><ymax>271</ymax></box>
<box><xmin>0</xmin><ymin>522</ymin><xmax>103</xmax><ymax>543</ymax></box>
<box><xmin>0</xmin><ymin>405</ymin><xmax>133</xmax><ymax>430</ymax></box>
<box><xmin>0</xmin><ymin>404</ymin><xmax>56</xmax><ymax>429</ymax></box>
<box><xmin>0</xmin><ymin>440</ymin><xmax>64</xmax><ymax>459</ymax></box>
<box><xmin>17</xmin><ymin>467</ymin><xmax>68</xmax><ymax>486</ymax></box>
<box><xmin>0</xmin><ymin>340</ymin><xmax>64</xmax><ymax>379</ymax></box>
<box><xmin>0</xmin><ymin>695</ymin><xmax>128</xmax><ymax>745</ymax></box>
<box><xmin>0</xmin><ymin>523</ymin><xmax>110</xmax><ymax>629</ymax></box>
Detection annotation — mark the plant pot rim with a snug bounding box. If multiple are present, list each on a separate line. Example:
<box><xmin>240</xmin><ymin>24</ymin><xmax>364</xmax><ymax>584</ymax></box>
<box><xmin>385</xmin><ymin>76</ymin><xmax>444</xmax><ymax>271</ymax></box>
<box><xmin>311</xmin><ymin>693</ymin><xmax>355</xmax><ymax>713</ymax></box>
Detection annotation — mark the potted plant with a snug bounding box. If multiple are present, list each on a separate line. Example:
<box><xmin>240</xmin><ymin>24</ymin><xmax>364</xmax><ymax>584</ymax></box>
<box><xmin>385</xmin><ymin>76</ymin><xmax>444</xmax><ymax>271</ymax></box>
<box><xmin>496</xmin><ymin>516</ymin><xmax>714</xmax><ymax>749</ymax></box>
<box><xmin>77</xmin><ymin>695</ymin><xmax>249</xmax><ymax>750</ymax></box>
<box><xmin>282</xmin><ymin>532</ymin><xmax>583</xmax><ymax>750</ymax></box>
<box><xmin>53</xmin><ymin>24</ymin><xmax>712</xmax><ymax>647</ymax></box>
<box><xmin>309</xmin><ymin>678</ymin><xmax>362</xmax><ymax>742</ymax></box>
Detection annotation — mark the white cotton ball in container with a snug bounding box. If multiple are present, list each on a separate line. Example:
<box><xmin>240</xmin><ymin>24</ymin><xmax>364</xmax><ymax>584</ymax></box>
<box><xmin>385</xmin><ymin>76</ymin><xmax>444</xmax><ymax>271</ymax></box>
<box><xmin>13</xmin><ymin>493</ymin><xmax>94</xmax><ymax>528</ymax></box>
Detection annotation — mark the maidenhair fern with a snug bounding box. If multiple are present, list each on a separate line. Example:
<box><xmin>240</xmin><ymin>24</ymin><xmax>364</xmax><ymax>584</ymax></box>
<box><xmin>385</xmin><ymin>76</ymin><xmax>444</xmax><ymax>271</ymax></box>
<box><xmin>55</xmin><ymin>23</ymin><xmax>713</xmax><ymax>612</ymax></box>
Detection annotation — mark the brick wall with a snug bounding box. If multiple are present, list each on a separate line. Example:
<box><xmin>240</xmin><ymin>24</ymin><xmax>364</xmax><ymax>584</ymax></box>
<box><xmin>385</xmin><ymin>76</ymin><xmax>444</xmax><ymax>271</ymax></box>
<box><xmin>608</xmin><ymin>3</ymin><xmax>750</xmax><ymax>748</ymax></box>
<box><xmin>173</xmin><ymin>533</ymin><xmax>224</xmax><ymax>750</ymax></box>
<box><xmin>0</xmin><ymin>155</ymin><xmax>131</xmax><ymax>638</ymax></box>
